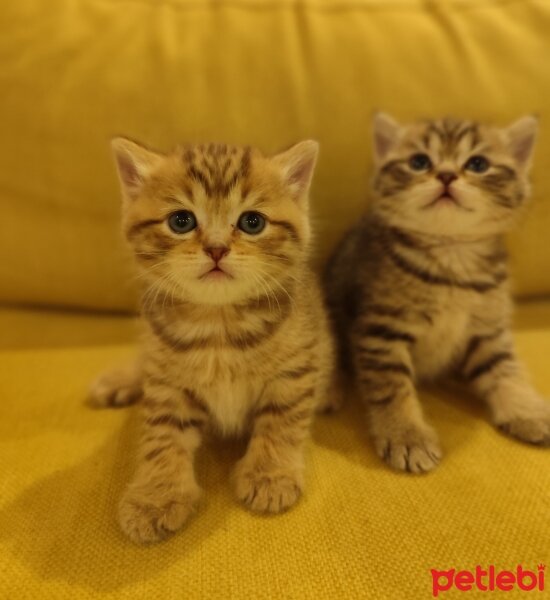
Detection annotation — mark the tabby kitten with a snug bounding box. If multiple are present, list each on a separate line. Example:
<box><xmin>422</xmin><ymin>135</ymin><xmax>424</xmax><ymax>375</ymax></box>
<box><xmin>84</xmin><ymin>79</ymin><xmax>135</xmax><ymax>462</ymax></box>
<box><xmin>90</xmin><ymin>138</ymin><xmax>337</xmax><ymax>543</ymax></box>
<box><xmin>325</xmin><ymin>113</ymin><xmax>549</xmax><ymax>473</ymax></box>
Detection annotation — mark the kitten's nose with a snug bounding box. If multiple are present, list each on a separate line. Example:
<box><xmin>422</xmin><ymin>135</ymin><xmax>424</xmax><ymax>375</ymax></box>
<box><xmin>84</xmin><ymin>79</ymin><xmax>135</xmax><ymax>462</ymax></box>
<box><xmin>205</xmin><ymin>246</ymin><xmax>229</xmax><ymax>263</ymax></box>
<box><xmin>437</xmin><ymin>171</ymin><xmax>458</xmax><ymax>185</ymax></box>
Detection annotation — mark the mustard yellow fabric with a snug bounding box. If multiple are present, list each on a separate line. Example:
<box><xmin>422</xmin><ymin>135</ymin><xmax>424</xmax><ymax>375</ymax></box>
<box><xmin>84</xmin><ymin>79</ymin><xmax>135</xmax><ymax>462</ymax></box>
<box><xmin>1</xmin><ymin>0</ymin><xmax>550</xmax><ymax>312</ymax></box>
<box><xmin>0</xmin><ymin>306</ymin><xmax>139</xmax><ymax>350</ymax></box>
<box><xmin>2</xmin><ymin>2</ymin><xmax>550</xmax><ymax>597</ymax></box>
<box><xmin>1</xmin><ymin>303</ymin><xmax>549</xmax><ymax>599</ymax></box>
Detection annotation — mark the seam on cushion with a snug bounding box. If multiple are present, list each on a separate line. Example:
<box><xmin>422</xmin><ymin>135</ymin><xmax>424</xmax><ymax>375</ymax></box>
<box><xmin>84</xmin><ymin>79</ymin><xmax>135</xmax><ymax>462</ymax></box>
<box><xmin>91</xmin><ymin>0</ymin><xmax>547</xmax><ymax>13</ymax></box>
<box><xmin>0</xmin><ymin>301</ymin><xmax>138</xmax><ymax>318</ymax></box>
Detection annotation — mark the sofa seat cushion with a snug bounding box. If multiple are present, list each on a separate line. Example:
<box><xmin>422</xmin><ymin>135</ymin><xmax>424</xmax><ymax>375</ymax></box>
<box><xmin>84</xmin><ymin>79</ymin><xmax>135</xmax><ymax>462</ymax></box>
<box><xmin>1</xmin><ymin>302</ymin><xmax>549</xmax><ymax>598</ymax></box>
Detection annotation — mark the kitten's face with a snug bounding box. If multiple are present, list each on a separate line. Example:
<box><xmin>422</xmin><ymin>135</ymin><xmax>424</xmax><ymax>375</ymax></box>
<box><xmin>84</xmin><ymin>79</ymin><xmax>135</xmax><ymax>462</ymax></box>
<box><xmin>371</xmin><ymin>114</ymin><xmax>538</xmax><ymax>237</ymax></box>
<box><xmin>111</xmin><ymin>140</ymin><xmax>318</xmax><ymax>306</ymax></box>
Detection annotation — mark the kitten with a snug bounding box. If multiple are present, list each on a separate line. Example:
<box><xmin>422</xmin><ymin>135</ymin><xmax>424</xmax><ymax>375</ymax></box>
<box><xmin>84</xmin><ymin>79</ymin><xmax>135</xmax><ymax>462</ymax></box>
<box><xmin>89</xmin><ymin>139</ymin><xmax>337</xmax><ymax>543</ymax></box>
<box><xmin>325</xmin><ymin>113</ymin><xmax>550</xmax><ymax>473</ymax></box>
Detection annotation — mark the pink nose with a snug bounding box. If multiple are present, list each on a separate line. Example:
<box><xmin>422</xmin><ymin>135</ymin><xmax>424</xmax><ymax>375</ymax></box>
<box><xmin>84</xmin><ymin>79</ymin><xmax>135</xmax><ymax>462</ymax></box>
<box><xmin>437</xmin><ymin>171</ymin><xmax>458</xmax><ymax>185</ymax></box>
<box><xmin>205</xmin><ymin>246</ymin><xmax>229</xmax><ymax>263</ymax></box>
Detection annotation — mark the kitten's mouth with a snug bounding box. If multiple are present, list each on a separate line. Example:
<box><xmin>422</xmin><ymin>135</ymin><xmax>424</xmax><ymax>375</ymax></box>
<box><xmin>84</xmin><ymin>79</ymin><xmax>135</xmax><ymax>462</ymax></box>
<box><xmin>200</xmin><ymin>265</ymin><xmax>233</xmax><ymax>280</ymax></box>
<box><xmin>423</xmin><ymin>191</ymin><xmax>472</xmax><ymax>212</ymax></box>
<box><xmin>436</xmin><ymin>193</ymin><xmax>457</xmax><ymax>204</ymax></box>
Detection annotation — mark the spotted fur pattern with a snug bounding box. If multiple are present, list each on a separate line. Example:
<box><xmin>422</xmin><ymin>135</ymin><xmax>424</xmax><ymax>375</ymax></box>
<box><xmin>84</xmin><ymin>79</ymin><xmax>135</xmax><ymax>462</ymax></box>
<box><xmin>90</xmin><ymin>138</ymin><xmax>338</xmax><ymax>543</ymax></box>
<box><xmin>325</xmin><ymin>114</ymin><xmax>550</xmax><ymax>473</ymax></box>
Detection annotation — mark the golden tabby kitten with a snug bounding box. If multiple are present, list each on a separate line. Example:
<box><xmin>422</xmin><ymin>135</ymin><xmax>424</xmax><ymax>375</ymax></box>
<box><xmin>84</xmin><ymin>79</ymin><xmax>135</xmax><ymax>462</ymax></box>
<box><xmin>90</xmin><ymin>139</ymin><xmax>337</xmax><ymax>543</ymax></box>
<box><xmin>325</xmin><ymin>113</ymin><xmax>549</xmax><ymax>473</ymax></box>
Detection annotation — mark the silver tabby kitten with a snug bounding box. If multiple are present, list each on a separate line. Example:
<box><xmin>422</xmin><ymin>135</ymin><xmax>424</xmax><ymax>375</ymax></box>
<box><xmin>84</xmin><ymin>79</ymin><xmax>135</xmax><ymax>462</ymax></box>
<box><xmin>325</xmin><ymin>113</ymin><xmax>550</xmax><ymax>473</ymax></box>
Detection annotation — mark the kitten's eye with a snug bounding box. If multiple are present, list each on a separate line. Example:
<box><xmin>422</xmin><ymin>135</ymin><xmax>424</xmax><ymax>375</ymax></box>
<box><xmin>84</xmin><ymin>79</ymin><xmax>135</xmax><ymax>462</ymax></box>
<box><xmin>168</xmin><ymin>210</ymin><xmax>197</xmax><ymax>234</ymax></box>
<box><xmin>409</xmin><ymin>153</ymin><xmax>432</xmax><ymax>171</ymax></box>
<box><xmin>238</xmin><ymin>211</ymin><xmax>266</xmax><ymax>235</ymax></box>
<box><xmin>464</xmin><ymin>155</ymin><xmax>490</xmax><ymax>173</ymax></box>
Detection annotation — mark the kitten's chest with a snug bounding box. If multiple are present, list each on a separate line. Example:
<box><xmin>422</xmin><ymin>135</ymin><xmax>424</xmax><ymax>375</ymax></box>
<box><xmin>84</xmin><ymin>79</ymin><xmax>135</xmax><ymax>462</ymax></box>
<box><xmin>203</xmin><ymin>375</ymin><xmax>263</xmax><ymax>436</ymax></box>
<box><xmin>411</xmin><ymin>292</ymin><xmax>474</xmax><ymax>379</ymax></box>
<box><xmin>147</xmin><ymin>306</ymin><xmax>289</xmax><ymax>435</ymax></box>
<box><xmin>170</xmin><ymin>347</ymin><xmax>269</xmax><ymax>436</ymax></box>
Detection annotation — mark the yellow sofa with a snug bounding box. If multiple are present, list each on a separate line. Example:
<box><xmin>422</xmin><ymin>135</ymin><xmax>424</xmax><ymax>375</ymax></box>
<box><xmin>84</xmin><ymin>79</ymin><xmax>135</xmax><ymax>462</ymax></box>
<box><xmin>1</xmin><ymin>0</ymin><xmax>549</xmax><ymax>598</ymax></box>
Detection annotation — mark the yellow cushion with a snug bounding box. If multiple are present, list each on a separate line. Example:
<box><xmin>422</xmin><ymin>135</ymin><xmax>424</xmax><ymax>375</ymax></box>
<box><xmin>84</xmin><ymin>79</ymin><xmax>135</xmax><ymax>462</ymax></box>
<box><xmin>1</xmin><ymin>0</ymin><xmax>550</xmax><ymax>311</ymax></box>
<box><xmin>1</xmin><ymin>302</ymin><xmax>550</xmax><ymax>598</ymax></box>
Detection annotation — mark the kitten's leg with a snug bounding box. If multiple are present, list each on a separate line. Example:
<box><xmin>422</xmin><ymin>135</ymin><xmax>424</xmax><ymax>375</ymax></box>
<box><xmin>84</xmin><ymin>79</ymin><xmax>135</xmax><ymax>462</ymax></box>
<box><xmin>317</xmin><ymin>368</ymin><xmax>345</xmax><ymax>413</ymax></box>
<box><xmin>354</xmin><ymin>324</ymin><xmax>441</xmax><ymax>473</ymax></box>
<box><xmin>118</xmin><ymin>380</ymin><xmax>208</xmax><ymax>543</ymax></box>
<box><xmin>88</xmin><ymin>361</ymin><xmax>142</xmax><ymax>408</ymax></box>
<box><xmin>459</xmin><ymin>329</ymin><xmax>550</xmax><ymax>445</ymax></box>
<box><xmin>234</xmin><ymin>376</ymin><xmax>317</xmax><ymax>513</ymax></box>
<box><xmin>316</xmin><ymin>331</ymin><xmax>345</xmax><ymax>413</ymax></box>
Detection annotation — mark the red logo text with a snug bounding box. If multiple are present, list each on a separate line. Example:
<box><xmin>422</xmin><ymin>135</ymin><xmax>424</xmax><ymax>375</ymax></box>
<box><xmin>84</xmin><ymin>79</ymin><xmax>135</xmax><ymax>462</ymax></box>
<box><xmin>431</xmin><ymin>564</ymin><xmax>545</xmax><ymax>596</ymax></box>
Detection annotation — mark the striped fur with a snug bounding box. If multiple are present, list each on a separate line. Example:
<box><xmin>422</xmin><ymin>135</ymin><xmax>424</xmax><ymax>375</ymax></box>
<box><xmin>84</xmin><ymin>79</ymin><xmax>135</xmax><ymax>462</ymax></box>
<box><xmin>325</xmin><ymin>114</ymin><xmax>550</xmax><ymax>474</ymax></box>
<box><xmin>89</xmin><ymin>138</ymin><xmax>338</xmax><ymax>543</ymax></box>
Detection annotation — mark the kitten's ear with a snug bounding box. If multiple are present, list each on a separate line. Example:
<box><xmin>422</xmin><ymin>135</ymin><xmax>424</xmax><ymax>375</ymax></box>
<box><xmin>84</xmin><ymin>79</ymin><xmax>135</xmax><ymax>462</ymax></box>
<box><xmin>372</xmin><ymin>112</ymin><xmax>401</xmax><ymax>163</ymax></box>
<box><xmin>273</xmin><ymin>140</ymin><xmax>319</xmax><ymax>206</ymax></box>
<box><xmin>111</xmin><ymin>137</ymin><xmax>163</xmax><ymax>199</ymax></box>
<box><xmin>504</xmin><ymin>115</ymin><xmax>538</xmax><ymax>168</ymax></box>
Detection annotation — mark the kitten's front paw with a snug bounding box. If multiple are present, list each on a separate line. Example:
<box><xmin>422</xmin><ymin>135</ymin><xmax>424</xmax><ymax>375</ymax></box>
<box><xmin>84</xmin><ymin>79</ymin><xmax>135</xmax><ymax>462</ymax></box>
<box><xmin>88</xmin><ymin>367</ymin><xmax>142</xmax><ymax>409</ymax></box>
<box><xmin>234</xmin><ymin>462</ymin><xmax>303</xmax><ymax>514</ymax></box>
<box><xmin>374</xmin><ymin>425</ymin><xmax>442</xmax><ymax>474</ymax></box>
<box><xmin>118</xmin><ymin>483</ymin><xmax>200</xmax><ymax>544</ymax></box>
<box><xmin>497</xmin><ymin>414</ymin><xmax>550</xmax><ymax>446</ymax></box>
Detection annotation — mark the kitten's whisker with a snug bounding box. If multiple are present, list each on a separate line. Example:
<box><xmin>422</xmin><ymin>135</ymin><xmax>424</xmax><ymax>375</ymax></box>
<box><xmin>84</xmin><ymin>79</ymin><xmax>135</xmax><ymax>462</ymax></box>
<box><xmin>165</xmin><ymin>272</ymin><xmax>183</xmax><ymax>309</ymax></box>
<box><xmin>133</xmin><ymin>260</ymin><xmax>171</xmax><ymax>283</ymax></box>
<box><xmin>252</xmin><ymin>273</ymin><xmax>274</xmax><ymax>312</ymax></box>
<box><xmin>252</xmin><ymin>266</ymin><xmax>296</xmax><ymax>311</ymax></box>
<box><xmin>163</xmin><ymin>258</ymin><xmax>184</xmax><ymax>305</ymax></box>
<box><xmin>250</xmin><ymin>271</ymin><xmax>278</xmax><ymax>313</ymax></box>
<box><xmin>252</xmin><ymin>259</ymin><xmax>301</xmax><ymax>284</ymax></box>
<box><xmin>257</xmin><ymin>274</ymin><xmax>290</xmax><ymax>312</ymax></box>
<box><xmin>142</xmin><ymin>270</ymin><xmax>175</xmax><ymax>314</ymax></box>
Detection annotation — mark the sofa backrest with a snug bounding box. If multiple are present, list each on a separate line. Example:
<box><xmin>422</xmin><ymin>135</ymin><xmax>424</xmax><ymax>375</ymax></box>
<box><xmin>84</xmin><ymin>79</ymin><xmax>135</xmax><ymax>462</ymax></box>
<box><xmin>1</xmin><ymin>0</ymin><xmax>549</xmax><ymax>312</ymax></box>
